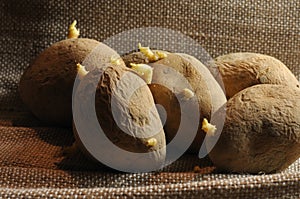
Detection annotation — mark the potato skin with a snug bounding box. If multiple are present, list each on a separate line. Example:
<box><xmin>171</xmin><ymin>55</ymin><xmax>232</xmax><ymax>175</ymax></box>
<box><xmin>214</xmin><ymin>53</ymin><xmax>300</xmax><ymax>99</ymax></box>
<box><xmin>177</xmin><ymin>53</ymin><xmax>226</xmax><ymax>114</ymax></box>
<box><xmin>151</xmin><ymin>53</ymin><xmax>213</xmax><ymax>153</ymax></box>
<box><xmin>122</xmin><ymin>52</ymin><xmax>227</xmax><ymax>153</ymax></box>
<box><xmin>73</xmin><ymin>64</ymin><xmax>166</xmax><ymax>170</ymax></box>
<box><xmin>122</xmin><ymin>52</ymin><xmax>150</xmax><ymax>67</ymax></box>
<box><xmin>96</xmin><ymin>65</ymin><xmax>165</xmax><ymax>153</ymax></box>
<box><xmin>209</xmin><ymin>84</ymin><xmax>300</xmax><ymax>174</ymax></box>
<box><xmin>122</xmin><ymin>50</ymin><xmax>169</xmax><ymax>67</ymax></box>
<box><xmin>19</xmin><ymin>38</ymin><xmax>100</xmax><ymax>126</ymax></box>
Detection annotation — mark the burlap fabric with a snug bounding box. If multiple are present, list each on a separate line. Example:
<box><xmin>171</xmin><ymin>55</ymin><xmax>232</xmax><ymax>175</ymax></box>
<box><xmin>0</xmin><ymin>0</ymin><xmax>299</xmax><ymax>198</ymax></box>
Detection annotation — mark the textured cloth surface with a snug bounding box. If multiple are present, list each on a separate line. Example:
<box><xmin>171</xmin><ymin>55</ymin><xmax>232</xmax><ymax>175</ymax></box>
<box><xmin>0</xmin><ymin>0</ymin><xmax>300</xmax><ymax>198</ymax></box>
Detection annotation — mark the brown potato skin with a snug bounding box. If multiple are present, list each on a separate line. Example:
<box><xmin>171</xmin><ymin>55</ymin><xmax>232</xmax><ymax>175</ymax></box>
<box><xmin>122</xmin><ymin>51</ymin><xmax>150</xmax><ymax>67</ymax></box>
<box><xmin>214</xmin><ymin>53</ymin><xmax>300</xmax><ymax>99</ymax></box>
<box><xmin>96</xmin><ymin>65</ymin><xmax>165</xmax><ymax>153</ymax></box>
<box><xmin>19</xmin><ymin>38</ymin><xmax>100</xmax><ymax>126</ymax></box>
<box><xmin>209</xmin><ymin>84</ymin><xmax>300</xmax><ymax>174</ymax></box>
<box><xmin>151</xmin><ymin>54</ymin><xmax>213</xmax><ymax>153</ymax></box>
<box><xmin>148</xmin><ymin>84</ymin><xmax>181</xmax><ymax>143</ymax></box>
<box><xmin>73</xmin><ymin>64</ymin><xmax>166</xmax><ymax>164</ymax></box>
<box><xmin>177</xmin><ymin>53</ymin><xmax>226</xmax><ymax>114</ymax></box>
<box><xmin>122</xmin><ymin>52</ymin><xmax>227</xmax><ymax>153</ymax></box>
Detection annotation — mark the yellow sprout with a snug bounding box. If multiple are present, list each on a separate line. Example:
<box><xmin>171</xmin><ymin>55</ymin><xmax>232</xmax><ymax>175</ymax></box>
<box><xmin>202</xmin><ymin>118</ymin><xmax>217</xmax><ymax>136</ymax></box>
<box><xmin>130</xmin><ymin>63</ymin><xmax>153</xmax><ymax>84</ymax></box>
<box><xmin>68</xmin><ymin>20</ymin><xmax>80</xmax><ymax>39</ymax></box>
<box><xmin>110</xmin><ymin>56</ymin><xmax>122</xmax><ymax>65</ymax></box>
<box><xmin>156</xmin><ymin>51</ymin><xmax>168</xmax><ymax>59</ymax></box>
<box><xmin>181</xmin><ymin>88</ymin><xmax>195</xmax><ymax>100</ymax></box>
<box><xmin>138</xmin><ymin>43</ymin><xmax>157</xmax><ymax>61</ymax></box>
<box><xmin>77</xmin><ymin>63</ymin><xmax>88</xmax><ymax>80</ymax></box>
<box><xmin>138</xmin><ymin>43</ymin><xmax>168</xmax><ymax>62</ymax></box>
<box><xmin>146</xmin><ymin>138</ymin><xmax>157</xmax><ymax>147</ymax></box>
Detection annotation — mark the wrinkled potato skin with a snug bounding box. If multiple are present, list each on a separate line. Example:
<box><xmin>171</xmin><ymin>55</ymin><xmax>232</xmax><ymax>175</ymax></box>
<box><xmin>209</xmin><ymin>84</ymin><xmax>300</xmax><ymax>174</ymax></box>
<box><xmin>73</xmin><ymin>64</ymin><xmax>166</xmax><ymax>155</ymax></box>
<box><xmin>19</xmin><ymin>38</ymin><xmax>100</xmax><ymax>126</ymax></box>
<box><xmin>122</xmin><ymin>52</ymin><xmax>150</xmax><ymax>67</ymax></box>
<box><xmin>96</xmin><ymin>66</ymin><xmax>165</xmax><ymax>153</ymax></box>
<box><xmin>177</xmin><ymin>53</ymin><xmax>226</xmax><ymax>114</ymax></box>
<box><xmin>214</xmin><ymin>53</ymin><xmax>300</xmax><ymax>99</ymax></box>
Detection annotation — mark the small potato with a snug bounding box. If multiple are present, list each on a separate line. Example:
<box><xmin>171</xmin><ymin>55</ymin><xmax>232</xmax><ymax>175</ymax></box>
<box><xmin>19</xmin><ymin>38</ymin><xmax>100</xmax><ymax>126</ymax></box>
<box><xmin>214</xmin><ymin>53</ymin><xmax>300</xmax><ymax>99</ymax></box>
<box><xmin>72</xmin><ymin>64</ymin><xmax>166</xmax><ymax>172</ymax></box>
<box><xmin>209</xmin><ymin>84</ymin><xmax>300</xmax><ymax>174</ymax></box>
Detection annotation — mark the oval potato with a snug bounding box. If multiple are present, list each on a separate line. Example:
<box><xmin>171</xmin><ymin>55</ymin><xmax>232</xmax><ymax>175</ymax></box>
<box><xmin>214</xmin><ymin>53</ymin><xmax>300</xmax><ymax>99</ymax></box>
<box><xmin>19</xmin><ymin>38</ymin><xmax>100</xmax><ymax>126</ymax></box>
<box><xmin>73</xmin><ymin>63</ymin><xmax>166</xmax><ymax>172</ymax></box>
<box><xmin>123</xmin><ymin>52</ymin><xmax>226</xmax><ymax>153</ymax></box>
<box><xmin>209</xmin><ymin>84</ymin><xmax>300</xmax><ymax>173</ymax></box>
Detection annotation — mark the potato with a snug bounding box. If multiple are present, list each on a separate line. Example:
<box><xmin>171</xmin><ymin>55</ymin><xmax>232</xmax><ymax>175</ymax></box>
<box><xmin>72</xmin><ymin>63</ymin><xmax>166</xmax><ymax>172</ymax></box>
<box><xmin>123</xmin><ymin>50</ymin><xmax>227</xmax><ymax>153</ymax></box>
<box><xmin>214</xmin><ymin>53</ymin><xmax>300</xmax><ymax>99</ymax></box>
<box><xmin>150</xmin><ymin>54</ymin><xmax>226</xmax><ymax>153</ymax></box>
<box><xmin>209</xmin><ymin>84</ymin><xmax>300</xmax><ymax>173</ymax></box>
<box><xmin>19</xmin><ymin>38</ymin><xmax>100</xmax><ymax>126</ymax></box>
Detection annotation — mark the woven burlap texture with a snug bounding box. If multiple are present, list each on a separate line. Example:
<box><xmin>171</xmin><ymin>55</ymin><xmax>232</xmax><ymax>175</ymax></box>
<box><xmin>0</xmin><ymin>0</ymin><xmax>299</xmax><ymax>198</ymax></box>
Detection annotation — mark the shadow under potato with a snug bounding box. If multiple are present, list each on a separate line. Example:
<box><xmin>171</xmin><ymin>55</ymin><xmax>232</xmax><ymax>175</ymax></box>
<box><xmin>56</xmin><ymin>144</ymin><xmax>114</xmax><ymax>172</ymax></box>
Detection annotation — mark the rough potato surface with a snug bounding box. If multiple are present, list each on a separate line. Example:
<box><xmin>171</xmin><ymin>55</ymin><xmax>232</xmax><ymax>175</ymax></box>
<box><xmin>209</xmin><ymin>84</ymin><xmax>300</xmax><ymax>173</ymax></box>
<box><xmin>19</xmin><ymin>38</ymin><xmax>100</xmax><ymax>126</ymax></box>
<box><xmin>73</xmin><ymin>64</ymin><xmax>166</xmax><ymax>170</ymax></box>
<box><xmin>122</xmin><ymin>52</ymin><xmax>150</xmax><ymax>67</ymax></box>
<box><xmin>123</xmin><ymin>52</ymin><xmax>227</xmax><ymax>153</ymax></box>
<box><xmin>214</xmin><ymin>53</ymin><xmax>300</xmax><ymax>99</ymax></box>
<box><xmin>151</xmin><ymin>54</ymin><xmax>213</xmax><ymax>153</ymax></box>
<box><xmin>177</xmin><ymin>53</ymin><xmax>226</xmax><ymax>114</ymax></box>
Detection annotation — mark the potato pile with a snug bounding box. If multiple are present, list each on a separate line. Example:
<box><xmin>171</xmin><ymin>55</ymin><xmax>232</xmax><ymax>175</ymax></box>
<box><xmin>19</xmin><ymin>21</ymin><xmax>300</xmax><ymax>174</ymax></box>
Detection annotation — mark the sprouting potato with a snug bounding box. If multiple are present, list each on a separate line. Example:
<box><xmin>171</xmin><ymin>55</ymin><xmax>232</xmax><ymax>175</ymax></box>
<box><xmin>122</xmin><ymin>47</ymin><xmax>227</xmax><ymax>153</ymax></box>
<box><xmin>19</xmin><ymin>21</ymin><xmax>100</xmax><ymax>126</ymax></box>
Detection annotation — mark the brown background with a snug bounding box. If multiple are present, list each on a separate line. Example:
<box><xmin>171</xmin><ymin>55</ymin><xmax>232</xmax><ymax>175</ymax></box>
<box><xmin>0</xmin><ymin>0</ymin><xmax>299</xmax><ymax>198</ymax></box>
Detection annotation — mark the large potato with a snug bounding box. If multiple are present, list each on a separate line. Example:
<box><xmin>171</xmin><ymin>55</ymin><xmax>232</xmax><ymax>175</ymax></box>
<box><xmin>19</xmin><ymin>38</ymin><xmax>100</xmax><ymax>126</ymax></box>
<box><xmin>152</xmin><ymin>53</ymin><xmax>227</xmax><ymax>153</ymax></box>
<box><xmin>214</xmin><ymin>53</ymin><xmax>300</xmax><ymax>99</ymax></box>
<box><xmin>209</xmin><ymin>84</ymin><xmax>300</xmax><ymax>173</ymax></box>
<box><xmin>123</xmin><ymin>51</ymin><xmax>226</xmax><ymax>153</ymax></box>
<box><xmin>72</xmin><ymin>63</ymin><xmax>166</xmax><ymax>172</ymax></box>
